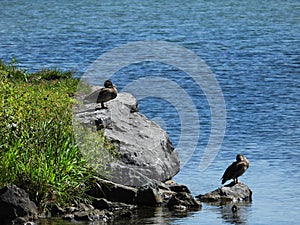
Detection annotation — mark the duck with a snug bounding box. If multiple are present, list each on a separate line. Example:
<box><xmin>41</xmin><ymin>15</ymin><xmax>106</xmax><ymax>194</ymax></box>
<box><xmin>96</xmin><ymin>80</ymin><xmax>118</xmax><ymax>109</ymax></box>
<box><xmin>221</xmin><ymin>154</ymin><xmax>249</xmax><ymax>185</ymax></box>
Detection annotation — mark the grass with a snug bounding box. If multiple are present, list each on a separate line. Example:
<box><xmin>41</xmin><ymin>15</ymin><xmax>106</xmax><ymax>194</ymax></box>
<box><xmin>0</xmin><ymin>59</ymin><xmax>115</xmax><ymax>211</ymax></box>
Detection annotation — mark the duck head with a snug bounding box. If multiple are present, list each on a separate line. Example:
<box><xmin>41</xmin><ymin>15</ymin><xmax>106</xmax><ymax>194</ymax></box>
<box><xmin>236</xmin><ymin>154</ymin><xmax>244</xmax><ymax>162</ymax></box>
<box><xmin>104</xmin><ymin>80</ymin><xmax>114</xmax><ymax>88</ymax></box>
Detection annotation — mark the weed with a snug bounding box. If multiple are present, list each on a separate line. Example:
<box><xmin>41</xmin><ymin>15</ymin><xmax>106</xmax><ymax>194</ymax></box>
<box><xmin>0</xmin><ymin>59</ymin><xmax>115</xmax><ymax>211</ymax></box>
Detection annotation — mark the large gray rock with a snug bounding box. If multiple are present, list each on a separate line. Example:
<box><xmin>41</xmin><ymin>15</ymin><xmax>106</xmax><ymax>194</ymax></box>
<box><xmin>0</xmin><ymin>185</ymin><xmax>38</xmax><ymax>222</ymax></box>
<box><xmin>197</xmin><ymin>182</ymin><xmax>252</xmax><ymax>203</ymax></box>
<box><xmin>74</xmin><ymin>91</ymin><xmax>180</xmax><ymax>186</ymax></box>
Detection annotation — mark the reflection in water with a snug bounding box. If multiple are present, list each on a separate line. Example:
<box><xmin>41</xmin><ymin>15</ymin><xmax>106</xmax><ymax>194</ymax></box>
<box><xmin>218</xmin><ymin>202</ymin><xmax>252</xmax><ymax>224</ymax></box>
<box><xmin>37</xmin><ymin>207</ymin><xmax>197</xmax><ymax>225</ymax></box>
<box><xmin>117</xmin><ymin>206</ymin><xmax>197</xmax><ymax>225</ymax></box>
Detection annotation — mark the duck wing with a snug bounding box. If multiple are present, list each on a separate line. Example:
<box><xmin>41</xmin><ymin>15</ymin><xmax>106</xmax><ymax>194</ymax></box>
<box><xmin>221</xmin><ymin>162</ymin><xmax>237</xmax><ymax>184</ymax></box>
<box><xmin>97</xmin><ymin>87</ymin><xmax>117</xmax><ymax>103</ymax></box>
<box><xmin>233</xmin><ymin>161</ymin><xmax>248</xmax><ymax>178</ymax></box>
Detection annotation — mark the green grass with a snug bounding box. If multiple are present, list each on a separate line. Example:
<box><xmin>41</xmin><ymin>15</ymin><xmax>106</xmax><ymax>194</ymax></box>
<box><xmin>0</xmin><ymin>59</ymin><xmax>115</xmax><ymax>211</ymax></box>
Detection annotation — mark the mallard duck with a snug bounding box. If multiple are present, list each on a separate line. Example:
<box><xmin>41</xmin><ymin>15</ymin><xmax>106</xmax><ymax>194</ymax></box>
<box><xmin>95</xmin><ymin>80</ymin><xmax>118</xmax><ymax>109</ymax></box>
<box><xmin>221</xmin><ymin>154</ymin><xmax>249</xmax><ymax>184</ymax></box>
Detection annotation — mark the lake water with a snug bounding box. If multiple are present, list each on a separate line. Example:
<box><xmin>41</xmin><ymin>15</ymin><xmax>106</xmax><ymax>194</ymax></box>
<box><xmin>1</xmin><ymin>0</ymin><xmax>300</xmax><ymax>224</ymax></box>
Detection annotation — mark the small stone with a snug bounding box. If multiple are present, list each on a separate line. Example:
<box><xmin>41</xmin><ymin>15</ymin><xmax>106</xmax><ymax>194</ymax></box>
<box><xmin>173</xmin><ymin>205</ymin><xmax>187</xmax><ymax>211</ymax></box>
<box><xmin>119</xmin><ymin>211</ymin><xmax>133</xmax><ymax>218</ymax></box>
<box><xmin>74</xmin><ymin>211</ymin><xmax>92</xmax><ymax>221</ymax></box>
<box><xmin>24</xmin><ymin>222</ymin><xmax>36</xmax><ymax>225</ymax></box>
<box><xmin>62</xmin><ymin>214</ymin><xmax>74</xmax><ymax>221</ymax></box>
<box><xmin>168</xmin><ymin>184</ymin><xmax>191</xmax><ymax>194</ymax></box>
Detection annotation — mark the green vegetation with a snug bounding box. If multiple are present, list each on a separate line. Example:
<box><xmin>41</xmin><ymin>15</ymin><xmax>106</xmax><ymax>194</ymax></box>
<box><xmin>0</xmin><ymin>59</ymin><xmax>115</xmax><ymax>211</ymax></box>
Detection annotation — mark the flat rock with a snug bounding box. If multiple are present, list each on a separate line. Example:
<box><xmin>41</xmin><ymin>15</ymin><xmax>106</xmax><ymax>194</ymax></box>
<box><xmin>74</xmin><ymin>91</ymin><xmax>180</xmax><ymax>186</ymax></box>
<box><xmin>92</xmin><ymin>198</ymin><xmax>136</xmax><ymax>211</ymax></box>
<box><xmin>197</xmin><ymin>182</ymin><xmax>252</xmax><ymax>203</ymax></box>
<box><xmin>88</xmin><ymin>178</ymin><xmax>138</xmax><ymax>205</ymax></box>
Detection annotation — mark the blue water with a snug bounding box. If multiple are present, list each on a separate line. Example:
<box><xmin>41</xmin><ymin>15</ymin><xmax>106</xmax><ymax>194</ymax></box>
<box><xmin>1</xmin><ymin>0</ymin><xmax>300</xmax><ymax>224</ymax></box>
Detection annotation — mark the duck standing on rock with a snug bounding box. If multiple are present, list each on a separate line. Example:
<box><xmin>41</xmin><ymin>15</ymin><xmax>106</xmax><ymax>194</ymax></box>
<box><xmin>96</xmin><ymin>80</ymin><xmax>118</xmax><ymax>109</ymax></box>
<box><xmin>221</xmin><ymin>154</ymin><xmax>249</xmax><ymax>185</ymax></box>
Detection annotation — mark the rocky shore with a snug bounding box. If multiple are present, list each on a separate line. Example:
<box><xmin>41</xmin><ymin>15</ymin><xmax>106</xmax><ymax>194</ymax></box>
<box><xmin>1</xmin><ymin>87</ymin><xmax>252</xmax><ymax>224</ymax></box>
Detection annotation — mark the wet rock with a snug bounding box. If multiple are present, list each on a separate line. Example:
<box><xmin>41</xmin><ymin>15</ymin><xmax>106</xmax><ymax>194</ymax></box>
<box><xmin>78</xmin><ymin>203</ymin><xmax>94</xmax><ymax>212</ymax></box>
<box><xmin>168</xmin><ymin>184</ymin><xmax>191</xmax><ymax>194</ymax></box>
<box><xmin>196</xmin><ymin>182</ymin><xmax>252</xmax><ymax>203</ymax></box>
<box><xmin>13</xmin><ymin>217</ymin><xmax>36</xmax><ymax>225</ymax></box>
<box><xmin>136</xmin><ymin>185</ymin><xmax>163</xmax><ymax>206</ymax></box>
<box><xmin>92</xmin><ymin>198</ymin><xmax>110</xmax><ymax>210</ymax></box>
<box><xmin>167</xmin><ymin>192</ymin><xmax>201</xmax><ymax>211</ymax></box>
<box><xmin>45</xmin><ymin>201</ymin><xmax>65</xmax><ymax>216</ymax></box>
<box><xmin>73</xmin><ymin>209</ymin><xmax>107</xmax><ymax>221</ymax></box>
<box><xmin>73</xmin><ymin>211</ymin><xmax>91</xmax><ymax>221</ymax></box>
<box><xmin>88</xmin><ymin>178</ymin><xmax>138</xmax><ymax>204</ymax></box>
<box><xmin>0</xmin><ymin>185</ymin><xmax>38</xmax><ymax>223</ymax></box>
<box><xmin>92</xmin><ymin>198</ymin><xmax>136</xmax><ymax>211</ymax></box>
<box><xmin>119</xmin><ymin>211</ymin><xmax>134</xmax><ymax>218</ymax></box>
<box><xmin>62</xmin><ymin>214</ymin><xmax>74</xmax><ymax>221</ymax></box>
<box><xmin>74</xmin><ymin>91</ymin><xmax>180</xmax><ymax>186</ymax></box>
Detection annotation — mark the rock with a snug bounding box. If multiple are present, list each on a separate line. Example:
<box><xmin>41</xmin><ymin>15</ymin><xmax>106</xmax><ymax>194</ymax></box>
<box><xmin>74</xmin><ymin>91</ymin><xmax>180</xmax><ymax>186</ymax></box>
<box><xmin>73</xmin><ymin>209</ymin><xmax>107</xmax><ymax>221</ymax></box>
<box><xmin>88</xmin><ymin>178</ymin><xmax>138</xmax><ymax>205</ymax></box>
<box><xmin>62</xmin><ymin>214</ymin><xmax>74</xmax><ymax>221</ymax></box>
<box><xmin>92</xmin><ymin>198</ymin><xmax>110</xmax><ymax>210</ymax></box>
<box><xmin>196</xmin><ymin>182</ymin><xmax>252</xmax><ymax>203</ymax></box>
<box><xmin>92</xmin><ymin>198</ymin><xmax>135</xmax><ymax>211</ymax></box>
<box><xmin>168</xmin><ymin>184</ymin><xmax>191</xmax><ymax>194</ymax></box>
<box><xmin>78</xmin><ymin>203</ymin><xmax>94</xmax><ymax>212</ymax></box>
<box><xmin>167</xmin><ymin>192</ymin><xmax>201</xmax><ymax>211</ymax></box>
<box><xmin>73</xmin><ymin>211</ymin><xmax>92</xmax><ymax>221</ymax></box>
<box><xmin>13</xmin><ymin>217</ymin><xmax>36</xmax><ymax>225</ymax></box>
<box><xmin>119</xmin><ymin>210</ymin><xmax>134</xmax><ymax>218</ymax></box>
<box><xmin>136</xmin><ymin>185</ymin><xmax>163</xmax><ymax>206</ymax></box>
<box><xmin>0</xmin><ymin>185</ymin><xmax>38</xmax><ymax>223</ymax></box>
<box><xmin>45</xmin><ymin>201</ymin><xmax>65</xmax><ymax>216</ymax></box>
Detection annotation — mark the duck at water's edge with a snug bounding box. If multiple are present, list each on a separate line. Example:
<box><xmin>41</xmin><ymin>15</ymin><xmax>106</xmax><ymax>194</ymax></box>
<box><xmin>221</xmin><ymin>154</ymin><xmax>249</xmax><ymax>185</ymax></box>
<box><xmin>96</xmin><ymin>80</ymin><xmax>118</xmax><ymax>109</ymax></box>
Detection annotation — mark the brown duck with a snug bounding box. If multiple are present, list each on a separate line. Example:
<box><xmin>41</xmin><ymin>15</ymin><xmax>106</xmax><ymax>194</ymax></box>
<box><xmin>96</xmin><ymin>80</ymin><xmax>118</xmax><ymax>109</ymax></box>
<box><xmin>221</xmin><ymin>154</ymin><xmax>249</xmax><ymax>184</ymax></box>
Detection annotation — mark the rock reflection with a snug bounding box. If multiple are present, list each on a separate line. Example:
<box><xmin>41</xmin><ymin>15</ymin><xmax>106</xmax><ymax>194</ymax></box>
<box><xmin>110</xmin><ymin>207</ymin><xmax>172</xmax><ymax>225</ymax></box>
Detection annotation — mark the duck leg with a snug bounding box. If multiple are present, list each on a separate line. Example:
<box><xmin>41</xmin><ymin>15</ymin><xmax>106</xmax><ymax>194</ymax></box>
<box><xmin>101</xmin><ymin>102</ymin><xmax>108</xmax><ymax>109</ymax></box>
<box><xmin>96</xmin><ymin>102</ymin><xmax>108</xmax><ymax>110</ymax></box>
